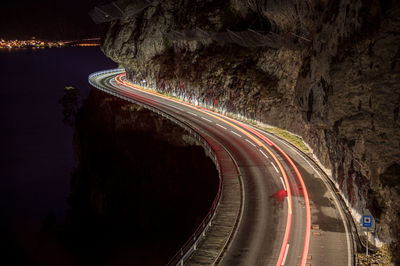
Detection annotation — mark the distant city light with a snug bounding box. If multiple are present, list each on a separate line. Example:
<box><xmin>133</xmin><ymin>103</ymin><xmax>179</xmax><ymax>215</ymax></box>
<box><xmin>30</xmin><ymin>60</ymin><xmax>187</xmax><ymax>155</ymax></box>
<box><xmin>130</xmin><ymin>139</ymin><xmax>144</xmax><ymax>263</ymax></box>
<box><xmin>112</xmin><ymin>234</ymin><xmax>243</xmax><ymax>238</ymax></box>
<box><xmin>0</xmin><ymin>39</ymin><xmax>100</xmax><ymax>49</ymax></box>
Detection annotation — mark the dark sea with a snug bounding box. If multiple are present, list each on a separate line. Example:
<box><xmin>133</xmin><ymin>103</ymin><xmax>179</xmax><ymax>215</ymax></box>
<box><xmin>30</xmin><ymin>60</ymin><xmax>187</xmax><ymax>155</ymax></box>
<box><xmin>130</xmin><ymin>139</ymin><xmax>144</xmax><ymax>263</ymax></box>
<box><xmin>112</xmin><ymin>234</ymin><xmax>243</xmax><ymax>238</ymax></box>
<box><xmin>0</xmin><ymin>47</ymin><xmax>117</xmax><ymax>261</ymax></box>
<box><xmin>0</xmin><ymin>47</ymin><xmax>219</xmax><ymax>265</ymax></box>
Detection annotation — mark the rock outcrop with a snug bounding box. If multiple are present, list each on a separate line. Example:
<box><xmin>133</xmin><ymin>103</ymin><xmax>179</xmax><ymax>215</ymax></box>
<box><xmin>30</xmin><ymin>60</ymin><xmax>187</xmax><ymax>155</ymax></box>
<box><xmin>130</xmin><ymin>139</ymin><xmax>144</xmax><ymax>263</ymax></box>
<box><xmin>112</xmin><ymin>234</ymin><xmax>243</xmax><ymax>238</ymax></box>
<box><xmin>63</xmin><ymin>89</ymin><xmax>219</xmax><ymax>265</ymax></box>
<box><xmin>100</xmin><ymin>0</ymin><xmax>400</xmax><ymax>262</ymax></box>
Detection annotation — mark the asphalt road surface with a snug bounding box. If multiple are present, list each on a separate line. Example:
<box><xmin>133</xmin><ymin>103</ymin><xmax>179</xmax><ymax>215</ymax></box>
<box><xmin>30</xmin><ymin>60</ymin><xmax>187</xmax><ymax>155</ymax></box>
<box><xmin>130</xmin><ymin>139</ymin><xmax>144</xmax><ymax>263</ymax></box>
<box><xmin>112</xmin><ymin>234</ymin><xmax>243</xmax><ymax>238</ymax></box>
<box><xmin>89</xmin><ymin>70</ymin><xmax>354</xmax><ymax>266</ymax></box>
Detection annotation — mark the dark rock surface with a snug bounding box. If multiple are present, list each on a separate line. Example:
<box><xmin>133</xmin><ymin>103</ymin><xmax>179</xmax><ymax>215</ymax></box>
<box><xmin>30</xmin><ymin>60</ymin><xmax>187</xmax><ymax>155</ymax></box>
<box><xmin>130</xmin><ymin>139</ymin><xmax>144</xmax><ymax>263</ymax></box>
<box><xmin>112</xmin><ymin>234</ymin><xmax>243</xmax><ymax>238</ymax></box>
<box><xmin>35</xmin><ymin>89</ymin><xmax>219</xmax><ymax>266</ymax></box>
<box><xmin>100</xmin><ymin>0</ymin><xmax>400</xmax><ymax>262</ymax></box>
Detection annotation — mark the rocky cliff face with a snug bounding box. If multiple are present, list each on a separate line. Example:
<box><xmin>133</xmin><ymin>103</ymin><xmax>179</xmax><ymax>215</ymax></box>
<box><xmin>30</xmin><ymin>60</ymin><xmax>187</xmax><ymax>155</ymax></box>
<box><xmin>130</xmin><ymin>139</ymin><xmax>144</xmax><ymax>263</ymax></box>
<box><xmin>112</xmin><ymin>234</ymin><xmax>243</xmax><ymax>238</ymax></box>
<box><xmin>100</xmin><ymin>0</ymin><xmax>400</xmax><ymax>262</ymax></box>
<box><xmin>63</xmin><ymin>89</ymin><xmax>218</xmax><ymax>265</ymax></box>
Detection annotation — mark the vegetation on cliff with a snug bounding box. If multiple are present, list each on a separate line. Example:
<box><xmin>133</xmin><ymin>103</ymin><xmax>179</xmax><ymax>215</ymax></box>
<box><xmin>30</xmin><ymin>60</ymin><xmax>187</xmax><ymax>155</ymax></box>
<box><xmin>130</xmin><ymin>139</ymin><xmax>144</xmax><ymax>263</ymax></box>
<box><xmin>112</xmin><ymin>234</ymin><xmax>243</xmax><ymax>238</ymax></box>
<box><xmin>100</xmin><ymin>0</ymin><xmax>400</xmax><ymax>263</ymax></box>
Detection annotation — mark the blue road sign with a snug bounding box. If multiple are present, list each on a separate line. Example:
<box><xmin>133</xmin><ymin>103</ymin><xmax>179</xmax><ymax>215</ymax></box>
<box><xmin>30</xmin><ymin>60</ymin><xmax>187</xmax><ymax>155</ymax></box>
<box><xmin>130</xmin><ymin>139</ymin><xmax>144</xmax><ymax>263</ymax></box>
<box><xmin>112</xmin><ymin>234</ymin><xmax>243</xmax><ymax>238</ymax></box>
<box><xmin>362</xmin><ymin>215</ymin><xmax>372</xmax><ymax>227</ymax></box>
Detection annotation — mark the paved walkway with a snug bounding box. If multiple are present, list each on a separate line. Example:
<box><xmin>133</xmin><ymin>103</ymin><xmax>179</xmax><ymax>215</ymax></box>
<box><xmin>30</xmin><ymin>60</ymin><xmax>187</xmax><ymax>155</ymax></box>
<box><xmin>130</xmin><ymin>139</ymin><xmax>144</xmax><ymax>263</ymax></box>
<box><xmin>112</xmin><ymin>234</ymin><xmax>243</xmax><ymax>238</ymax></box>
<box><xmin>186</xmin><ymin>132</ymin><xmax>242</xmax><ymax>265</ymax></box>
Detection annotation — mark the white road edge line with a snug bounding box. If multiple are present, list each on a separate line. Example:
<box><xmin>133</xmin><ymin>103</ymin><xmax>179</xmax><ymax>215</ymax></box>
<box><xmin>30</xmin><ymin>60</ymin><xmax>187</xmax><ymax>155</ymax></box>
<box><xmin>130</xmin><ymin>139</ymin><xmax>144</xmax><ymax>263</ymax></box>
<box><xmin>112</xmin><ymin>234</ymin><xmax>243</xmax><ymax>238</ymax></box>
<box><xmin>201</xmin><ymin>117</ymin><xmax>212</xmax><ymax>122</ymax></box>
<box><xmin>270</xmin><ymin>162</ymin><xmax>279</xmax><ymax>173</ymax></box>
<box><xmin>260</xmin><ymin>150</ymin><xmax>269</xmax><ymax>159</ymax></box>
<box><xmin>230</xmin><ymin>131</ymin><xmax>241</xmax><ymax>137</ymax></box>
<box><xmin>245</xmin><ymin>139</ymin><xmax>256</xmax><ymax>147</ymax></box>
<box><xmin>216</xmin><ymin>123</ymin><xmax>227</xmax><ymax>130</ymax></box>
<box><xmin>188</xmin><ymin>111</ymin><xmax>198</xmax><ymax>116</ymax></box>
<box><xmin>282</xmin><ymin>243</ymin><xmax>290</xmax><ymax>265</ymax></box>
<box><xmin>259</xmin><ymin>128</ymin><xmax>352</xmax><ymax>266</ymax></box>
<box><xmin>280</xmin><ymin>177</ymin><xmax>287</xmax><ymax>191</ymax></box>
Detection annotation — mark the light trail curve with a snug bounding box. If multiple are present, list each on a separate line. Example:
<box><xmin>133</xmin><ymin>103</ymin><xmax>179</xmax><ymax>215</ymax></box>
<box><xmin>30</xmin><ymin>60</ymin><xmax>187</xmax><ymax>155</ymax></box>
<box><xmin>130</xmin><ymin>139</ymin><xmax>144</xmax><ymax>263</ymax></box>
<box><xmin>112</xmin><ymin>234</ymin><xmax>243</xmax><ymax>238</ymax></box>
<box><xmin>89</xmin><ymin>69</ymin><xmax>353</xmax><ymax>266</ymax></box>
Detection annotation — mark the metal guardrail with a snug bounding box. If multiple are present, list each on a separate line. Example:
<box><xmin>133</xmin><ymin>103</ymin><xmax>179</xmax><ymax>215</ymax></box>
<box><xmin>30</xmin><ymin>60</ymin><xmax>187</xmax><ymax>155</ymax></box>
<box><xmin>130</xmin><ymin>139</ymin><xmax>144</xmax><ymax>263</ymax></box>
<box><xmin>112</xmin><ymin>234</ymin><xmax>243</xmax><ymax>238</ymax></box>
<box><xmin>88</xmin><ymin>69</ymin><xmax>224</xmax><ymax>266</ymax></box>
<box><xmin>88</xmin><ymin>68</ymin><xmax>125</xmax><ymax>80</ymax></box>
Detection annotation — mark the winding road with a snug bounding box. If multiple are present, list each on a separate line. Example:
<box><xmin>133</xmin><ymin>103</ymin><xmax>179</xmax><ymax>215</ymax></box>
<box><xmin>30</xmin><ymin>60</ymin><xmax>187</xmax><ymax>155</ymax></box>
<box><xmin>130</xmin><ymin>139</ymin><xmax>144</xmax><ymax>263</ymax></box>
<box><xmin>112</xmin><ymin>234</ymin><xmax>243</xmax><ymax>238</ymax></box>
<box><xmin>89</xmin><ymin>69</ymin><xmax>355</xmax><ymax>266</ymax></box>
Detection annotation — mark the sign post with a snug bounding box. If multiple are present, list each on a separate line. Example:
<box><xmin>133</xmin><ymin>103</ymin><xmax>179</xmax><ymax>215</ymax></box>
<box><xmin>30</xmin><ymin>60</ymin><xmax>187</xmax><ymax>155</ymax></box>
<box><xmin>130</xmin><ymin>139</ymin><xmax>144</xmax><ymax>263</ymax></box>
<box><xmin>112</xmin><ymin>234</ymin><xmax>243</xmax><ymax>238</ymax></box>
<box><xmin>362</xmin><ymin>215</ymin><xmax>372</xmax><ymax>257</ymax></box>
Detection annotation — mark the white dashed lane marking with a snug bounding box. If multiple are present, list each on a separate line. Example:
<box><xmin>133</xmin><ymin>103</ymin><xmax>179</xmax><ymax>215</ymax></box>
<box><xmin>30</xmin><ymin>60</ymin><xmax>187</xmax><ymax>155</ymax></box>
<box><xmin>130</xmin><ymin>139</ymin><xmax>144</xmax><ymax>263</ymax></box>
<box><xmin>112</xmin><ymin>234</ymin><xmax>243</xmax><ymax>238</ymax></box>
<box><xmin>260</xmin><ymin>150</ymin><xmax>269</xmax><ymax>159</ymax></box>
<box><xmin>174</xmin><ymin>106</ymin><xmax>185</xmax><ymax>111</ymax></box>
<box><xmin>282</xmin><ymin>244</ymin><xmax>290</xmax><ymax>265</ymax></box>
<box><xmin>270</xmin><ymin>162</ymin><xmax>279</xmax><ymax>173</ymax></box>
<box><xmin>280</xmin><ymin>177</ymin><xmax>287</xmax><ymax>190</ymax></box>
<box><xmin>245</xmin><ymin>139</ymin><xmax>257</xmax><ymax>147</ymax></box>
<box><xmin>216</xmin><ymin>123</ymin><xmax>227</xmax><ymax>130</ymax></box>
<box><xmin>201</xmin><ymin>117</ymin><xmax>212</xmax><ymax>122</ymax></box>
<box><xmin>230</xmin><ymin>131</ymin><xmax>242</xmax><ymax>137</ymax></box>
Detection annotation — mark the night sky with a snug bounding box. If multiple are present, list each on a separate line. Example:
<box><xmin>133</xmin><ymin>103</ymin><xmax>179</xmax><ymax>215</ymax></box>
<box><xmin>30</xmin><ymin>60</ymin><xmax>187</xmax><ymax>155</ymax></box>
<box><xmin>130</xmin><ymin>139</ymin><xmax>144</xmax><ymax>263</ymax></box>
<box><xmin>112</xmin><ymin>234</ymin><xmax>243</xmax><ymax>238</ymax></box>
<box><xmin>0</xmin><ymin>0</ymin><xmax>106</xmax><ymax>40</ymax></box>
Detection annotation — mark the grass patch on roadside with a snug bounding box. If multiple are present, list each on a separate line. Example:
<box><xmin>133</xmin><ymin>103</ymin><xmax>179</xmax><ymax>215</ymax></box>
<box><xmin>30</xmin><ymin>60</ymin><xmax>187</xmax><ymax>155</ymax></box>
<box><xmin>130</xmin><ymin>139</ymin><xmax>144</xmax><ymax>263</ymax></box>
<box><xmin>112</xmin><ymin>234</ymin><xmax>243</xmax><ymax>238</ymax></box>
<box><xmin>356</xmin><ymin>245</ymin><xmax>392</xmax><ymax>265</ymax></box>
<box><xmin>264</xmin><ymin>127</ymin><xmax>310</xmax><ymax>154</ymax></box>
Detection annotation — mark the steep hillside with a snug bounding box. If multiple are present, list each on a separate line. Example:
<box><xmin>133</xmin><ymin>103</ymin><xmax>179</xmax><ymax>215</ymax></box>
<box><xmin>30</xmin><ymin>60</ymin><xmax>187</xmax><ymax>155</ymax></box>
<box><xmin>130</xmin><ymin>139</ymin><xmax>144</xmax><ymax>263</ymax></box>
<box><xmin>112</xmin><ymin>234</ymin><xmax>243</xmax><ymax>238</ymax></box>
<box><xmin>100</xmin><ymin>0</ymin><xmax>400</xmax><ymax>262</ymax></box>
